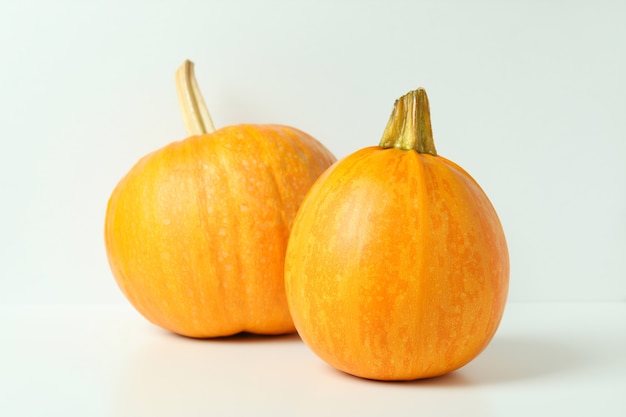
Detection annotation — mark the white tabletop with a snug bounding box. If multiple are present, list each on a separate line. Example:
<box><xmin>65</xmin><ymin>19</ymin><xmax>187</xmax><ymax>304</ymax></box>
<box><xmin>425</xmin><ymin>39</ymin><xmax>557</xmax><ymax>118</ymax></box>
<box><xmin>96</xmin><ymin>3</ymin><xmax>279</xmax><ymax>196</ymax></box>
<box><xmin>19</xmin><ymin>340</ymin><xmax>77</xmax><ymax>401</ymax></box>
<box><xmin>1</xmin><ymin>302</ymin><xmax>624</xmax><ymax>416</ymax></box>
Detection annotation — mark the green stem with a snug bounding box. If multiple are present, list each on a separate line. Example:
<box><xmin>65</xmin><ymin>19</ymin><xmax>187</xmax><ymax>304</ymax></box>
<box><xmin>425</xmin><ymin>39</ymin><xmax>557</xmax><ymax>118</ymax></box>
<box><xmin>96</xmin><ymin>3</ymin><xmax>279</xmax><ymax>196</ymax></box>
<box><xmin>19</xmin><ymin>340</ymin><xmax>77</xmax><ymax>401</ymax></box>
<box><xmin>379</xmin><ymin>88</ymin><xmax>437</xmax><ymax>156</ymax></box>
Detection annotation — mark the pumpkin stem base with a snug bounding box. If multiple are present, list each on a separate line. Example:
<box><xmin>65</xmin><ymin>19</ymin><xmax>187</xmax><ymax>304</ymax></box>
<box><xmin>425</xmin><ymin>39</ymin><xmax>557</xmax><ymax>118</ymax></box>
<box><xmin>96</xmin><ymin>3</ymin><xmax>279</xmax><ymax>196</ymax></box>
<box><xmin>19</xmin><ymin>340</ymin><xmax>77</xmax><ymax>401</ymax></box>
<box><xmin>379</xmin><ymin>88</ymin><xmax>437</xmax><ymax>156</ymax></box>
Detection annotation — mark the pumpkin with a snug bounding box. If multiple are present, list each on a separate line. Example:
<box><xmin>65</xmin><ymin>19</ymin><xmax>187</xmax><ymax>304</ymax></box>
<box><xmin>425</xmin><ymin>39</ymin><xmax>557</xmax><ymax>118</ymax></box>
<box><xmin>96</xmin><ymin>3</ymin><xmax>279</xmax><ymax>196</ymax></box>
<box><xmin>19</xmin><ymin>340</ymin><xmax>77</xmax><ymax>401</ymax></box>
<box><xmin>284</xmin><ymin>88</ymin><xmax>509</xmax><ymax>380</ymax></box>
<box><xmin>105</xmin><ymin>60</ymin><xmax>336</xmax><ymax>337</ymax></box>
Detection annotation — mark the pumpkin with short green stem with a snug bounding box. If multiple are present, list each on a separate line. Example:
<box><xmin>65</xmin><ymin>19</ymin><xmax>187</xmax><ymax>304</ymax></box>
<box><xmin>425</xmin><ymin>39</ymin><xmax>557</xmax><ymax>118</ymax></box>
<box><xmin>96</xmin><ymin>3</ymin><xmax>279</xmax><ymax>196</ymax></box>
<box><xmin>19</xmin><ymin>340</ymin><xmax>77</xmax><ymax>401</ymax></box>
<box><xmin>285</xmin><ymin>88</ymin><xmax>509</xmax><ymax>380</ymax></box>
<box><xmin>105</xmin><ymin>60</ymin><xmax>336</xmax><ymax>337</ymax></box>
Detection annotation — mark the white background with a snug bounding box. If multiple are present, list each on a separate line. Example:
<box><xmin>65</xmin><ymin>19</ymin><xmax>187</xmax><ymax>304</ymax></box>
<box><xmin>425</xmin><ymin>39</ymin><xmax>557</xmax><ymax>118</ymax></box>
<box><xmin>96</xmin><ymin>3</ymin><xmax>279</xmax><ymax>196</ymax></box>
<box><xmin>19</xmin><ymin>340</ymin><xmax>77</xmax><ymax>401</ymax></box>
<box><xmin>1</xmin><ymin>2</ymin><xmax>625</xmax><ymax>416</ymax></box>
<box><xmin>1</xmin><ymin>0</ymin><xmax>625</xmax><ymax>304</ymax></box>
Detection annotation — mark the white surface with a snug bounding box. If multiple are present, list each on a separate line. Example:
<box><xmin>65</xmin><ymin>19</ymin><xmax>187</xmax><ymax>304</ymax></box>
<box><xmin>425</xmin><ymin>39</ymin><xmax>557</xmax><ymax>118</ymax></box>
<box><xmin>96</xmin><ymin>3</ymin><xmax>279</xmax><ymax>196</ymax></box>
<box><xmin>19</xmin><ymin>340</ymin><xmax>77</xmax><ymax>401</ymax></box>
<box><xmin>1</xmin><ymin>302</ymin><xmax>625</xmax><ymax>416</ymax></box>
<box><xmin>2</xmin><ymin>3</ymin><xmax>623</xmax><ymax>413</ymax></box>
<box><xmin>1</xmin><ymin>1</ymin><xmax>626</xmax><ymax>304</ymax></box>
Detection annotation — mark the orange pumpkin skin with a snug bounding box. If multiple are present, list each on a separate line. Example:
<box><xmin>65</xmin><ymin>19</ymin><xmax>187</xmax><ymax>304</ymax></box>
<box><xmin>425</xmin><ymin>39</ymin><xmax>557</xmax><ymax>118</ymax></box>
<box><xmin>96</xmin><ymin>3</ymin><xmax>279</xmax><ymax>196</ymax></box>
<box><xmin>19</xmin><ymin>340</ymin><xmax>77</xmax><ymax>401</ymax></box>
<box><xmin>285</xmin><ymin>97</ymin><xmax>509</xmax><ymax>380</ymax></box>
<box><xmin>105</xmin><ymin>124</ymin><xmax>336</xmax><ymax>338</ymax></box>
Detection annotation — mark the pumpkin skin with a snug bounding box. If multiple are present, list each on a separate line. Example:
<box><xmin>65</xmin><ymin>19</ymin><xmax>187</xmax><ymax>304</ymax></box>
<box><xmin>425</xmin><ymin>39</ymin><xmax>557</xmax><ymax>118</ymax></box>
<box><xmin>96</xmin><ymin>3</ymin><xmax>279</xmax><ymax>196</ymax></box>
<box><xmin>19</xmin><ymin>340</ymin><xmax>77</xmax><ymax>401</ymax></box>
<box><xmin>106</xmin><ymin>124</ymin><xmax>335</xmax><ymax>337</ymax></box>
<box><xmin>284</xmin><ymin>89</ymin><xmax>508</xmax><ymax>380</ymax></box>
<box><xmin>105</xmin><ymin>61</ymin><xmax>336</xmax><ymax>337</ymax></box>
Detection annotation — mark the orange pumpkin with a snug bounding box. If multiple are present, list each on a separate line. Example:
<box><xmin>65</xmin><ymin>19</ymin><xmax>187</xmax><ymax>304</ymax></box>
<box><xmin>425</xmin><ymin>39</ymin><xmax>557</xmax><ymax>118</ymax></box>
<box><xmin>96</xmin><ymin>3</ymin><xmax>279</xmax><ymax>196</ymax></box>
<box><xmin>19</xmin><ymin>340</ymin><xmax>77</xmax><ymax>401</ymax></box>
<box><xmin>285</xmin><ymin>88</ymin><xmax>509</xmax><ymax>380</ymax></box>
<box><xmin>105</xmin><ymin>60</ymin><xmax>336</xmax><ymax>337</ymax></box>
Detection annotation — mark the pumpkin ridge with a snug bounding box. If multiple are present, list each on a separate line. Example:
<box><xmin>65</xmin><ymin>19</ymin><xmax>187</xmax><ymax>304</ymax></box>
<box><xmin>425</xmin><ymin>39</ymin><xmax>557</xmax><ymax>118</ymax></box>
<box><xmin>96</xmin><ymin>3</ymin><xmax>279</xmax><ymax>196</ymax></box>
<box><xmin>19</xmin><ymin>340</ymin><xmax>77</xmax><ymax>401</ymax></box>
<box><xmin>214</xmin><ymin>125</ymin><xmax>291</xmax><ymax>333</ymax></box>
<box><xmin>396</xmin><ymin>149</ymin><xmax>433</xmax><ymax>378</ymax></box>
<box><xmin>229</xmin><ymin>124</ymin><xmax>284</xmax><ymax>333</ymax></box>
<box><xmin>159</xmin><ymin>140</ymin><xmax>223</xmax><ymax>336</ymax></box>
<box><xmin>253</xmin><ymin>125</ymin><xmax>290</xmax><ymax>234</ymax></box>
<box><xmin>188</xmin><ymin>136</ymin><xmax>235</xmax><ymax>335</ymax></box>
<box><xmin>209</xmin><ymin>132</ymin><xmax>249</xmax><ymax>333</ymax></box>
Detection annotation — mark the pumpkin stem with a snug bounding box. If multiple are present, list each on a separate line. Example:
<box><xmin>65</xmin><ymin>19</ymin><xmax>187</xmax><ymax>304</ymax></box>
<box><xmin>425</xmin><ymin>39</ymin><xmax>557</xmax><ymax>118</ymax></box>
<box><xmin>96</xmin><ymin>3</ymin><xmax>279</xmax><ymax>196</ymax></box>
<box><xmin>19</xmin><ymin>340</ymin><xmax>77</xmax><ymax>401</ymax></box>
<box><xmin>175</xmin><ymin>60</ymin><xmax>216</xmax><ymax>135</ymax></box>
<box><xmin>379</xmin><ymin>88</ymin><xmax>437</xmax><ymax>156</ymax></box>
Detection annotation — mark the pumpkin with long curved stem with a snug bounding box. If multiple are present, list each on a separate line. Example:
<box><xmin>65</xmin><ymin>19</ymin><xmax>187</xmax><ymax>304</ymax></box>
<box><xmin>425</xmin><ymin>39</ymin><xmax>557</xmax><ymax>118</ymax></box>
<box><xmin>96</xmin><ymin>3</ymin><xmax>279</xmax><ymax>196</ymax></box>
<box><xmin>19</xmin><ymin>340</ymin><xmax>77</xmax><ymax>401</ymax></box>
<box><xmin>105</xmin><ymin>60</ymin><xmax>336</xmax><ymax>337</ymax></box>
<box><xmin>285</xmin><ymin>88</ymin><xmax>509</xmax><ymax>380</ymax></box>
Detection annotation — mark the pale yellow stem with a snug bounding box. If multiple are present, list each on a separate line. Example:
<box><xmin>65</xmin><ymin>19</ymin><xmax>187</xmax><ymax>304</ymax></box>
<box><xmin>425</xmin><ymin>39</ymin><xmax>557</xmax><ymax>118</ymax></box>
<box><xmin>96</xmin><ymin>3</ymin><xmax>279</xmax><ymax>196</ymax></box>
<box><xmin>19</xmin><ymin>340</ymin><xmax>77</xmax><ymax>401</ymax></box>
<box><xmin>175</xmin><ymin>60</ymin><xmax>216</xmax><ymax>135</ymax></box>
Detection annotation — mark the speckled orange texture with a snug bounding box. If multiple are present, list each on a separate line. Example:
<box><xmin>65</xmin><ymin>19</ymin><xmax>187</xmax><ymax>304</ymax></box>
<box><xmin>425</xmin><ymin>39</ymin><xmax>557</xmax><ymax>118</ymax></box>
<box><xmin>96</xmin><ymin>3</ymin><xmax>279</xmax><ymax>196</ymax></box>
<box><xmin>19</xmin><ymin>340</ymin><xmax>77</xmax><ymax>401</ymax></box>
<box><xmin>105</xmin><ymin>124</ymin><xmax>336</xmax><ymax>337</ymax></box>
<box><xmin>285</xmin><ymin>147</ymin><xmax>509</xmax><ymax>380</ymax></box>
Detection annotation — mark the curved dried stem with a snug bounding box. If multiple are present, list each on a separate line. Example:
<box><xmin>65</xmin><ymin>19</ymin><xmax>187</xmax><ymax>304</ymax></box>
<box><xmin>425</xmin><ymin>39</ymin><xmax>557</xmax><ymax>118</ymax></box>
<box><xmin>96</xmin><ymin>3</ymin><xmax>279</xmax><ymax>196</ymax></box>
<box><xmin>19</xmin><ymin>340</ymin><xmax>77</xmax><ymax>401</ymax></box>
<box><xmin>175</xmin><ymin>60</ymin><xmax>215</xmax><ymax>135</ymax></box>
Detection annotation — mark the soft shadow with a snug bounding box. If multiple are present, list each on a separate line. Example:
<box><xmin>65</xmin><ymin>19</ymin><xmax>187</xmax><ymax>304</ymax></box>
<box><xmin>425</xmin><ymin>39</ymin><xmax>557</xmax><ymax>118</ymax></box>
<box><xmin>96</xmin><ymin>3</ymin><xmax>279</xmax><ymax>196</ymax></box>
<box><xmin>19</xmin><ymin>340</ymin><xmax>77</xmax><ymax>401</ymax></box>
<box><xmin>388</xmin><ymin>370</ymin><xmax>471</xmax><ymax>387</ymax></box>
<box><xmin>208</xmin><ymin>331</ymin><xmax>302</xmax><ymax>344</ymax></box>
<box><xmin>155</xmin><ymin>327</ymin><xmax>302</xmax><ymax>344</ymax></box>
<box><xmin>314</xmin><ymin>335</ymin><xmax>584</xmax><ymax>387</ymax></box>
<box><xmin>319</xmin><ymin>361</ymin><xmax>472</xmax><ymax>387</ymax></box>
<box><xmin>459</xmin><ymin>335</ymin><xmax>584</xmax><ymax>385</ymax></box>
